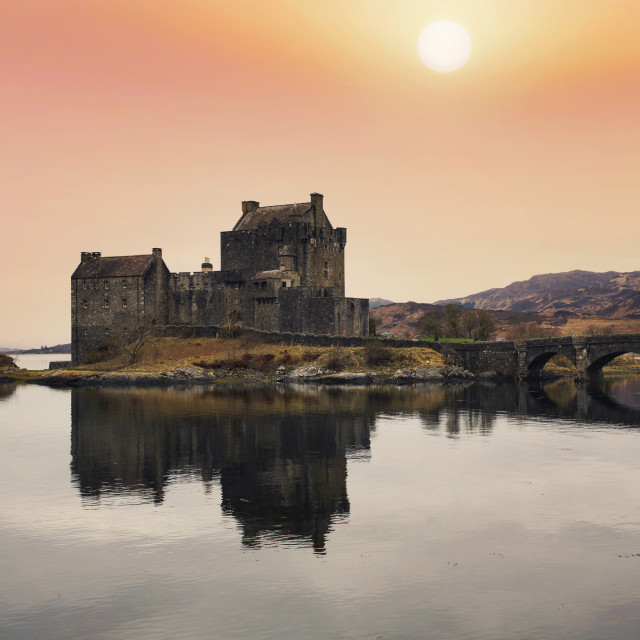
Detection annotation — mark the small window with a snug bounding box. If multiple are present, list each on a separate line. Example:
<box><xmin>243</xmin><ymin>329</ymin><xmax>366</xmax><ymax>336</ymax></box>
<box><xmin>103</xmin><ymin>298</ymin><xmax>109</xmax><ymax>308</ymax></box>
<box><xmin>324</xmin><ymin>262</ymin><xmax>329</xmax><ymax>279</ymax></box>
<box><xmin>104</xmin><ymin>281</ymin><xmax>109</xmax><ymax>290</ymax></box>
<box><xmin>281</xmin><ymin>282</ymin><xmax>286</xmax><ymax>288</ymax></box>
<box><xmin>82</xmin><ymin>281</ymin><xmax>87</xmax><ymax>290</ymax></box>
<box><xmin>122</xmin><ymin>298</ymin><xmax>127</xmax><ymax>308</ymax></box>
<box><xmin>82</xmin><ymin>300</ymin><xmax>88</xmax><ymax>309</ymax></box>
<box><xmin>84</xmin><ymin>328</ymin><xmax>88</xmax><ymax>336</ymax></box>
<box><xmin>122</xmin><ymin>280</ymin><xmax>127</xmax><ymax>289</ymax></box>
<box><xmin>105</xmin><ymin>328</ymin><xmax>110</xmax><ymax>336</ymax></box>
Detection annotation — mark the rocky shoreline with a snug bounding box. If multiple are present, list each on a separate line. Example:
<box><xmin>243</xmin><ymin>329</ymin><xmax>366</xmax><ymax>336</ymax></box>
<box><xmin>1</xmin><ymin>364</ymin><xmax>482</xmax><ymax>388</ymax></box>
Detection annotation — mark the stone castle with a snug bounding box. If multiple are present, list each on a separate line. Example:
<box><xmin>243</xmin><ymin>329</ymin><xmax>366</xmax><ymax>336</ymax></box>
<box><xmin>71</xmin><ymin>193</ymin><xmax>369</xmax><ymax>363</ymax></box>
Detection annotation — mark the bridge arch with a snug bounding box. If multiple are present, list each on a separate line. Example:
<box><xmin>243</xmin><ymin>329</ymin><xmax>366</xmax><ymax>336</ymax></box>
<box><xmin>585</xmin><ymin>349</ymin><xmax>640</xmax><ymax>380</ymax></box>
<box><xmin>525</xmin><ymin>352</ymin><xmax>575</xmax><ymax>379</ymax></box>
<box><xmin>518</xmin><ymin>340</ymin><xmax>577</xmax><ymax>380</ymax></box>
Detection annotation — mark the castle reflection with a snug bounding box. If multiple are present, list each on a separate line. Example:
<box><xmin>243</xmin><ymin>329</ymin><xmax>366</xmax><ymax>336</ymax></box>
<box><xmin>70</xmin><ymin>379</ymin><xmax>640</xmax><ymax>551</ymax></box>
<box><xmin>71</xmin><ymin>386</ymin><xmax>375</xmax><ymax>552</ymax></box>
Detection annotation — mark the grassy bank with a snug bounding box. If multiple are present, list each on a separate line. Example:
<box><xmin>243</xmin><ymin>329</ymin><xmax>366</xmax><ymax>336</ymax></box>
<box><xmin>3</xmin><ymin>337</ymin><xmax>639</xmax><ymax>382</ymax></box>
<box><xmin>78</xmin><ymin>336</ymin><xmax>448</xmax><ymax>375</ymax></box>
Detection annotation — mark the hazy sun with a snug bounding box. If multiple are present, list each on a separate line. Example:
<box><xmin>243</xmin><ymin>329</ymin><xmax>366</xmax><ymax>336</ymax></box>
<box><xmin>418</xmin><ymin>20</ymin><xmax>472</xmax><ymax>73</ymax></box>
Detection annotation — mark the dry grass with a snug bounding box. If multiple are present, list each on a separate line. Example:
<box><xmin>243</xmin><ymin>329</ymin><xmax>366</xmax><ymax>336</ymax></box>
<box><xmin>562</xmin><ymin>317</ymin><xmax>640</xmax><ymax>336</ymax></box>
<box><xmin>78</xmin><ymin>336</ymin><xmax>447</xmax><ymax>373</ymax></box>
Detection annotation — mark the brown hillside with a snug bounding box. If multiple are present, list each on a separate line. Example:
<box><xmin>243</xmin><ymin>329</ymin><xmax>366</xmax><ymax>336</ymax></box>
<box><xmin>436</xmin><ymin>270</ymin><xmax>640</xmax><ymax>317</ymax></box>
<box><xmin>370</xmin><ymin>302</ymin><xmax>640</xmax><ymax>340</ymax></box>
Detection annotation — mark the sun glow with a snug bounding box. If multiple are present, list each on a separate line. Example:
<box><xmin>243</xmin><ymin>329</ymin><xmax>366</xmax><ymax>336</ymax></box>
<box><xmin>418</xmin><ymin>20</ymin><xmax>472</xmax><ymax>73</ymax></box>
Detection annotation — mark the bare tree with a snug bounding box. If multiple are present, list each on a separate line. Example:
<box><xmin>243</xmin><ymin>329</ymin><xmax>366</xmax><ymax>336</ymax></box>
<box><xmin>443</xmin><ymin>304</ymin><xmax>461</xmax><ymax>338</ymax></box>
<box><xmin>223</xmin><ymin>310</ymin><xmax>243</xmax><ymax>338</ymax></box>
<box><xmin>462</xmin><ymin>308</ymin><xmax>478</xmax><ymax>339</ymax></box>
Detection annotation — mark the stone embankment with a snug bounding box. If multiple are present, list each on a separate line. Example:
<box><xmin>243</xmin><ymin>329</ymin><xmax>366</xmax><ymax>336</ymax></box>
<box><xmin>285</xmin><ymin>365</ymin><xmax>474</xmax><ymax>385</ymax></box>
<box><xmin>14</xmin><ymin>364</ymin><xmax>477</xmax><ymax>388</ymax></box>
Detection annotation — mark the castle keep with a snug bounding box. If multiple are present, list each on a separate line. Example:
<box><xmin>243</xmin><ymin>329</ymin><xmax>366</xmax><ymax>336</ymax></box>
<box><xmin>71</xmin><ymin>193</ymin><xmax>369</xmax><ymax>363</ymax></box>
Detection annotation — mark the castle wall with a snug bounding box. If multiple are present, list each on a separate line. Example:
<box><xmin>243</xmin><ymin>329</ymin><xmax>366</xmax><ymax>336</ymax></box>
<box><xmin>278</xmin><ymin>289</ymin><xmax>367</xmax><ymax>337</ymax></box>
<box><xmin>72</xmin><ymin>275</ymin><xmax>144</xmax><ymax>363</ymax></box>
<box><xmin>221</xmin><ymin>225</ymin><xmax>346</xmax><ymax>296</ymax></box>
<box><xmin>302</xmin><ymin>231</ymin><xmax>346</xmax><ymax>297</ymax></box>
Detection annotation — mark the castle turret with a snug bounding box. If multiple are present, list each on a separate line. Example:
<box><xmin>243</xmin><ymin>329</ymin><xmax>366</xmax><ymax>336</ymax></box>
<box><xmin>278</xmin><ymin>246</ymin><xmax>296</xmax><ymax>273</ymax></box>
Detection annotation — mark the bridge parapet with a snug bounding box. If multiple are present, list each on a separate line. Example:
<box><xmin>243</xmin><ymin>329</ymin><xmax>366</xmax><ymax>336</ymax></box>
<box><xmin>446</xmin><ymin>334</ymin><xmax>640</xmax><ymax>381</ymax></box>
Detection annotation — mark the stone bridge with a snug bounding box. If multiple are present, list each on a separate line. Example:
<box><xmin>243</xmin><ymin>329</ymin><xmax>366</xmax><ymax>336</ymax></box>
<box><xmin>447</xmin><ymin>334</ymin><xmax>640</xmax><ymax>382</ymax></box>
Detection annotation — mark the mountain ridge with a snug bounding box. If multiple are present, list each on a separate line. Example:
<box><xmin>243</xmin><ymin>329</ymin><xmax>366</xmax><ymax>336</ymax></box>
<box><xmin>435</xmin><ymin>270</ymin><xmax>640</xmax><ymax>317</ymax></box>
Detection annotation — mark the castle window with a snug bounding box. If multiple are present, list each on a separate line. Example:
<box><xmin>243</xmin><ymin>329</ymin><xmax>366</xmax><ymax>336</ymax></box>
<box><xmin>324</xmin><ymin>262</ymin><xmax>328</xmax><ymax>279</ymax></box>
<box><xmin>103</xmin><ymin>298</ymin><xmax>109</xmax><ymax>308</ymax></box>
<box><xmin>122</xmin><ymin>298</ymin><xmax>127</xmax><ymax>308</ymax></box>
<box><xmin>82</xmin><ymin>281</ymin><xmax>87</xmax><ymax>290</ymax></box>
<box><xmin>281</xmin><ymin>282</ymin><xmax>286</xmax><ymax>288</ymax></box>
<box><xmin>105</xmin><ymin>328</ymin><xmax>110</xmax><ymax>336</ymax></box>
<box><xmin>104</xmin><ymin>281</ymin><xmax>109</xmax><ymax>290</ymax></box>
<box><xmin>122</xmin><ymin>280</ymin><xmax>127</xmax><ymax>289</ymax></box>
<box><xmin>261</xmin><ymin>281</ymin><xmax>267</xmax><ymax>290</ymax></box>
<box><xmin>82</xmin><ymin>300</ymin><xmax>88</xmax><ymax>309</ymax></box>
<box><xmin>84</xmin><ymin>329</ymin><xmax>88</xmax><ymax>336</ymax></box>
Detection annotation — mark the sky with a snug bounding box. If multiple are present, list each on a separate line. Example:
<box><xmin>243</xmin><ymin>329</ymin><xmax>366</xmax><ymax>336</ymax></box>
<box><xmin>1</xmin><ymin>0</ymin><xmax>639</xmax><ymax>348</ymax></box>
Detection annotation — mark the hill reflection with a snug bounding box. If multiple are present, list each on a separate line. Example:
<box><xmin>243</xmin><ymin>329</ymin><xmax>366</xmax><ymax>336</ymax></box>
<box><xmin>70</xmin><ymin>379</ymin><xmax>640</xmax><ymax>551</ymax></box>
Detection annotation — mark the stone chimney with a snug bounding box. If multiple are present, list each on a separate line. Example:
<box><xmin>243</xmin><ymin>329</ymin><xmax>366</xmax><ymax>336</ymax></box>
<box><xmin>241</xmin><ymin>201</ymin><xmax>260</xmax><ymax>215</ymax></box>
<box><xmin>80</xmin><ymin>252</ymin><xmax>91</xmax><ymax>263</ymax></box>
<box><xmin>311</xmin><ymin>193</ymin><xmax>324</xmax><ymax>228</ymax></box>
<box><xmin>201</xmin><ymin>257</ymin><xmax>213</xmax><ymax>272</ymax></box>
<box><xmin>152</xmin><ymin>248</ymin><xmax>162</xmax><ymax>258</ymax></box>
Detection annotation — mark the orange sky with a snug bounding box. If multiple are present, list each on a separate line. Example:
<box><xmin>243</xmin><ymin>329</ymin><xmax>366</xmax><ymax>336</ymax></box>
<box><xmin>1</xmin><ymin>0</ymin><xmax>639</xmax><ymax>347</ymax></box>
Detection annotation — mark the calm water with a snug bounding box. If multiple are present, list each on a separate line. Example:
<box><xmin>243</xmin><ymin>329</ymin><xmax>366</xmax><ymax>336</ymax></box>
<box><xmin>1</xmin><ymin>378</ymin><xmax>640</xmax><ymax>640</ymax></box>
<box><xmin>12</xmin><ymin>353</ymin><xmax>71</xmax><ymax>370</ymax></box>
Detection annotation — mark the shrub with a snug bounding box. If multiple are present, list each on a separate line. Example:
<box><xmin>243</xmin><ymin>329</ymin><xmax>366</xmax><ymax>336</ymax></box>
<box><xmin>301</xmin><ymin>352</ymin><xmax>321</xmax><ymax>362</ymax></box>
<box><xmin>325</xmin><ymin>346</ymin><xmax>347</xmax><ymax>372</ymax></box>
<box><xmin>506</xmin><ymin>322</ymin><xmax>560</xmax><ymax>339</ymax></box>
<box><xmin>364</xmin><ymin>341</ymin><xmax>393</xmax><ymax>367</ymax></box>
<box><xmin>277</xmin><ymin>352</ymin><xmax>297</xmax><ymax>367</ymax></box>
<box><xmin>193</xmin><ymin>359</ymin><xmax>225</xmax><ymax>369</ymax></box>
<box><xmin>256</xmin><ymin>353</ymin><xmax>276</xmax><ymax>371</ymax></box>
<box><xmin>0</xmin><ymin>353</ymin><xmax>17</xmax><ymax>369</ymax></box>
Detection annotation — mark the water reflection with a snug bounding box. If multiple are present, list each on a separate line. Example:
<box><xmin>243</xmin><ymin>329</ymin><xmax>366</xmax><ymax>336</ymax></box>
<box><xmin>70</xmin><ymin>378</ymin><xmax>639</xmax><ymax>552</ymax></box>
<box><xmin>71</xmin><ymin>387</ymin><xmax>373</xmax><ymax>552</ymax></box>
<box><xmin>0</xmin><ymin>382</ymin><xmax>17</xmax><ymax>402</ymax></box>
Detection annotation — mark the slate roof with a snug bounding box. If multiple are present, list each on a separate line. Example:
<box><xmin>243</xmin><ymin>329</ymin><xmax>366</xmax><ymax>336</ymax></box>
<box><xmin>233</xmin><ymin>203</ymin><xmax>312</xmax><ymax>231</ymax></box>
<box><xmin>252</xmin><ymin>270</ymin><xmax>287</xmax><ymax>280</ymax></box>
<box><xmin>72</xmin><ymin>254</ymin><xmax>155</xmax><ymax>279</ymax></box>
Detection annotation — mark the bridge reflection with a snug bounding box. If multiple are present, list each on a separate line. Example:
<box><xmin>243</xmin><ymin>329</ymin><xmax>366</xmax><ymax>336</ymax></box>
<box><xmin>69</xmin><ymin>378</ymin><xmax>640</xmax><ymax>551</ymax></box>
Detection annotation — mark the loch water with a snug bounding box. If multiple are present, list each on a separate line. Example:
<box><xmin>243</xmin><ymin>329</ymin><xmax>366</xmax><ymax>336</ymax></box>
<box><xmin>1</xmin><ymin>378</ymin><xmax>640</xmax><ymax>640</ymax></box>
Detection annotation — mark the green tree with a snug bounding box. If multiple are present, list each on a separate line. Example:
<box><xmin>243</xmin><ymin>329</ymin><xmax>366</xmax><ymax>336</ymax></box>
<box><xmin>475</xmin><ymin>309</ymin><xmax>497</xmax><ymax>341</ymax></box>
<box><xmin>419</xmin><ymin>312</ymin><xmax>442</xmax><ymax>341</ymax></box>
<box><xmin>368</xmin><ymin>316</ymin><xmax>377</xmax><ymax>337</ymax></box>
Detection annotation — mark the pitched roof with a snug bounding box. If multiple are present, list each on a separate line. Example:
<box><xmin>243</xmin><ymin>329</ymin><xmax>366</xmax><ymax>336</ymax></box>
<box><xmin>233</xmin><ymin>203</ymin><xmax>312</xmax><ymax>231</ymax></box>
<box><xmin>72</xmin><ymin>254</ymin><xmax>155</xmax><ymax>279</ymax></box>
<box><xmin>252</xmin><ymin>270</ymin><xmax>287</xmax><ymax>280</ymax></box>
